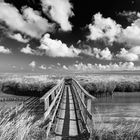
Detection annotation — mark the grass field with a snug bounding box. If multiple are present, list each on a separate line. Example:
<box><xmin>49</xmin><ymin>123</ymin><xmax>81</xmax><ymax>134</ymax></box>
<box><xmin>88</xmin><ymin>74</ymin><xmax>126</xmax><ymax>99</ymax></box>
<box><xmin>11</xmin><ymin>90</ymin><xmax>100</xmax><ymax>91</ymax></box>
<box><xmin>76</xmin><ymin>74</ymin><xmax>140</xmax><ymax>97</ymax></box>
<box><xmin>0</xmin><ymin>104</ymin><xmax>48</xmax><ymax>140</ymax></box>
<box><xmin>91</xmin><ymin>112</ymin><xmax>140</xmax><ymax>140</ymax></box>
<box><xmin>0</xmin><ymin>74</ymin><xmax>56</xmax><ymax>140</ymax></box>
<box><xmin>0</xmin><ymin>73</ymin><xmax>139</xmax><ymax>139</ymax></box>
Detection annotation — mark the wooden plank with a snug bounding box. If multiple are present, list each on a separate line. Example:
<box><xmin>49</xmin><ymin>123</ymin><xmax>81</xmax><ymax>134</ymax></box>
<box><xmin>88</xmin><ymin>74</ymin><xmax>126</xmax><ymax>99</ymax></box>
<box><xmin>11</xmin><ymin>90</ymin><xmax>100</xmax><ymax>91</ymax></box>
<box><xmin>69</xmin><ymin>120</ymin><xmax>78</xmax><ymax>136</ymax></box>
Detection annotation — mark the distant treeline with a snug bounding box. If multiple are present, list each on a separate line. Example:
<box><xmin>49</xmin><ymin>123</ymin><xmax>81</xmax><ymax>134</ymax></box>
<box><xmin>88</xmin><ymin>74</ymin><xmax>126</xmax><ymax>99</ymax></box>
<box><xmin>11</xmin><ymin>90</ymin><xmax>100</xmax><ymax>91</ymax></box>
<box><xmin>82</xmin><ymin>81</ymin><xmax>140</xmax><ymax>97</ymax></box>
<box><xmin>1</xmin><ymin>81</ymin><xmax>55</xmax><ymax>97</ymax></box>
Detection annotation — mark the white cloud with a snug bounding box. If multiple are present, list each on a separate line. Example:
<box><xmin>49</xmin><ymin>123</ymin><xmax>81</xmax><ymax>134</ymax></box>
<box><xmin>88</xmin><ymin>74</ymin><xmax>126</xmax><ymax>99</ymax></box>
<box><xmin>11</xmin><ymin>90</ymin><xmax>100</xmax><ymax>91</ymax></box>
<box><xmin>129</xmin><ymin>46</ymin><xmax>140</xmax><ymax>54</ymax></box>
<box><xmin>20</xmin><ymin>44</ymin><xmax>34</xmax><ymax>54</ymax></box>
<box><xmin>87</xmin><ymin>13</ymin><xmax>121</xmax><ymax>42</ymax></box>
<box><xmin>39</xmin><ymin>65</ymin><xmax>47</xmax><ymax>70</ymax></box>
<box><xmin>12</xmin><ymin>65</ymin><xmax>16</xmax><ymax>69</ymax></box>
<box><xmin>81</xmin><ymin>47</ymin><xmax>113</xmax><ymax>60</ymax></box>
<box><xmin>20</xmin><ymin>34</ymin><xmax>81</xmax><ymax>57</ymax></box>
<box><xmin>119</xmin><ymin>19</ymin><xmax>140</xmax><ymax>46</ymax></box>
<box><xmin>117</xmin><ymin>48</ymin><xmax>139</xmax><ymax>61</ymax></box>
<box><xmin>118</xmin><ymin>11</ymin><xmax>140</xmax><ymax>23</ymax></box>
<box><xmin>29</xmin><ymin>61</ymin><xmax>36</xmax><ymax>68</ymax></box>
<box><xmin>0</xmin><ymin>46</ymin><xmax>11</xmax><ymax>54</ymax></box>
<box><xmin>41</xmin><ymin>0</ymin><xmax>73</xmax><ymax>31</ymax></box>
<box><xmin>87</xmin><ymin>12</ymin><xmax>140</xmax><ymax>47</ymax></box>
<box><xmin>75</xmin><ymin>60</ymin><xmax>79</xmax><ymax>63</ymax></box>
<box><xmin>38</xmin><ymin>33</ymin><xmax>81</xmax><ymax>57</ymax></box>
<box><xmin>68</xmin><ymin>62</ymin><xmax>136</xmax><ymax>72</ymax></box>
<box><xmin>48</xmin><ymin>66</ymin><xmax>52</xmax><ymax>69</ymax></box>
<box><xmin>63</xmin><ymin>65</ymin><xmax>68</xmax><ymax>70</ymax></box>
<box><xmin>93</xmin><ymin>47</ymin><xmax>113</xmax><ymax>60</ymax></box>
<box><xmin>0</xmin><ymin>3</ymin><xmax>54</xmax><ymax>38</ymax></box>
<box><xmin>8</xmin><ymin>33</ymin><xmax>29</xmax><ymax>43</ymax></box>
<box><xmin>57</xmin><ymin>63</ymin><xmax>61</xmax><ymax>66</ymax></box>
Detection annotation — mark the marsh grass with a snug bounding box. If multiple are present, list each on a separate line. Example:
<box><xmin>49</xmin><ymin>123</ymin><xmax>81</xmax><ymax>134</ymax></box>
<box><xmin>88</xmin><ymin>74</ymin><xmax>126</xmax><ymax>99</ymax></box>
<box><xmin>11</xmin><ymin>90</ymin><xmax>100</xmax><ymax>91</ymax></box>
<box><xmin>91</xmin><ymin>109</ymin><xmax>140</xmax><ymax>140</ymax></box>
<box><xmin>82</xmin><ymin>81</ymin><xmax>140</xmax><ymax>97</ymax></box>
<box><xmin>0</xmin><ymin>74</ymin><xmax>140</xmax><ymax>139</ymax></box>
<box><xmin>0</xmin><ymin>104</ymin><xmax>48</xmax><ymax>140</ymax></box>
<box><xmin>1</xmin><ymin>79</ymin><xmax>55</xmax><ymax>97</ymax></box>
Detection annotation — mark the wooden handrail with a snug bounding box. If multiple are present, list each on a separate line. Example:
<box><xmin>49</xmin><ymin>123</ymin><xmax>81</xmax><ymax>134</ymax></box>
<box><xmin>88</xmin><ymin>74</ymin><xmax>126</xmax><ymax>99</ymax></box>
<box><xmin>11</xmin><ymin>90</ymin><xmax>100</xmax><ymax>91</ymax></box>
<box><xmin>40</xmin><ymin>78</ymin><xmax>64</xmax><ymax>102</ymax></box>
<box><xmin>72</xmin><ymin>78</ymin><xmax>96</xmax><ymax>100</ymax></box>
<box><xmin>72</xmin><ymin>84</ymin><xmax>92</xmax><ymax>120</ymax></box>
<box><xmin>44</xmin><ymin>83</ymin><xmax>64</xmax><ymax>117</ymax></box>
<box><xmin>46</xmin><ymin>83</ymin><xmax>64</xmax><ymax>137</ymax></box>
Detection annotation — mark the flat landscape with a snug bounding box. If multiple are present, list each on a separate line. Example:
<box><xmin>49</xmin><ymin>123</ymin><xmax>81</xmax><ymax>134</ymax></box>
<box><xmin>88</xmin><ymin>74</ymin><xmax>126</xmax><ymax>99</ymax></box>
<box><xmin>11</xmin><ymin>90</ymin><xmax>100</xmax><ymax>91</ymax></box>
<box><xmin>0</xmin><ymin>73</ymin><xmax>139</xmax><ymax>139</ymax></box>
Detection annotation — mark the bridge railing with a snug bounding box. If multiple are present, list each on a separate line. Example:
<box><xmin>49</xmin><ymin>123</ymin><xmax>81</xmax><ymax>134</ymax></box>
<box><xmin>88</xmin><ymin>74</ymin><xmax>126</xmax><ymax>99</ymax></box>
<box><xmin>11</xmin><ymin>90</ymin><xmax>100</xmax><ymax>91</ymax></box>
<box><xmin>40</xmin><ymin>78</ymin><xmax>64</xmax><ymax>118</ymax></box>
<box><xmin>71</xmin><ymin>78</ymin><xmax>96</xmax><ymax>132</ymax></box>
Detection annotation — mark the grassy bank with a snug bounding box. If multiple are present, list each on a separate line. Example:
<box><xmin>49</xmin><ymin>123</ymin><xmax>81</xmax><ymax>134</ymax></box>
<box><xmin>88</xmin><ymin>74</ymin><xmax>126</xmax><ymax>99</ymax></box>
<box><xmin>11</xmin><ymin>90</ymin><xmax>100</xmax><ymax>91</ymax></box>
<box><xmin>1</xmin><ymin>74</ymin><xmax>140</xmax><ymax>98</ymax></box>
<box><xmin>0</xmin><ymin>104</ymin><xmax>48</xmax><ymax>140</ymax></box>
<box><xmin>76</xmin><ymin>74</ymin><xmax>140</xmax><ymax>97</ymax></box>
<box><xmin>1</xmin><ymin>80</ymin><xmax>55</xmax><ymax>97</ymax></box>
<box><xmin>0</xmin><ymin>105</ymin><xmax>140</xmax><ymax>140</ymax></box>
<box><xmin>91</xmin><ymin>112</ymin><xmax>140</xmax><ymax>140</ymax></box>
<box><xmin>0</xmin><ymin>74</ymin><xmax>57</xmax><ymax>97</ymax></box>
<box><xmin>82</xmin><ymin>81</ymin><xmax>140</xmax><ymax>97</ymax></box>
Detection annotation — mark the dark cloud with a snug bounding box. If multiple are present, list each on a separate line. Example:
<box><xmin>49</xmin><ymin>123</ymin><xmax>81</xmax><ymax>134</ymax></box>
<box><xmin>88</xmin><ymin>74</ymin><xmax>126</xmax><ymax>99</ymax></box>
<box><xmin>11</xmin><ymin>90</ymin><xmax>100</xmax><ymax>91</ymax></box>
<box><xmin>118</xmin><ymin>11</ymin><xmax>140</xmax><ymax>23</ymax></box>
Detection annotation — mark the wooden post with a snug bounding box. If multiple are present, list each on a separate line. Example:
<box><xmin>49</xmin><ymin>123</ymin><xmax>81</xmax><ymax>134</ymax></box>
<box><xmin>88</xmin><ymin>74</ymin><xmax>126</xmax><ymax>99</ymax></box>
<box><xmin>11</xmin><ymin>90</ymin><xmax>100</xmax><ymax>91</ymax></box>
<box><xmin>81</xmin><ymin>93</ymin><xmax>85</xmax><ymax>103</ymax></box>
<box><xmin>45</xmin><ymin>98</ymin><xmax>49</xmax><ymax>111</ymax></box>
<box><xmin>87</xmin><ymin>98</ymin><xmax>92</xmax><ymax>114</ymax></box>
<box><xmin>54</xmin><ymin>90</ymin><xmax>56</xmax><ymax>96</ymax></box>
<box><xmin>51</xmin><ymin>92</ymin><xmax>55</xmax><ymax>101</ymax></box>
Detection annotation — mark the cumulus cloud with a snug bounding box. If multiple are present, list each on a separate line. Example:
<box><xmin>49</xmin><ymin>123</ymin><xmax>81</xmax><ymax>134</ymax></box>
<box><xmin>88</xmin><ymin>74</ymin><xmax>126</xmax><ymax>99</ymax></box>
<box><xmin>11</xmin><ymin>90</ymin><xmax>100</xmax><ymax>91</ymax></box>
<box><xmin>38</xmin><ymin>33</ymin><xmax>81</xmax><ymax>57</ymax></box>
<box><xmin>63</xmin><ymin>65</ymin><xmax>68</xmax><ymax>70</ymax></box>
<box><xmin>117</xmin><ymin>48</ymin><xmax>139</xmax><ymax>61</ymax></box>
<box><xmin>93</xmin><ymin>47</ymin><xmax>113</xmax><ymax>60</ymax></box>
<box><xmin>0</xmin><ymin>3</ymin><xmax>54</xmax><ymax>38</ymax></box>
<box><xmin>9</xmin><ymin>33</ymin><xmax>29</xmax><ymax>43</ymax></box>
<box><xmin>68</xmin><ymin>62</ymin><xmax>136</xmax><ymax>72</ymax></box>
<box><xmin>29</xmin><ymin>61</ymin><xmax>36</xmax><ymax>68</ymax></box>
<box><xmin>87</xmin><ymin>12</ymin><xmax>140</xmax><ymax>47</ymax></box>
<box><xmin>12</xmin><ymin>65</ymin><xmax>16</xmax><ymax>69</ymax></box>
<box><xmin>80</xmin><ymin>47</ymin><xmax>113</xmax><ymax>60</ymax></box>
<box><xmin>20</xmin><ymin>44</ymin><xmax>35</xmax><ymax>54</ymax></box>
<box><xmin>87</xmin><ymin>13</ymin><xmax>121</xmax><ymax>42</ymax></box>
<box><xmin>48</xmin><ymin>66</ymin><xmax>52</xmax><ymax>69</ymax></box>
<box><xmin>20</xmin><ymin>34</ymin><xmax>81</xmax><ymax>57</ymax></box>
<box><xmin>41</xmin><ymin>0</ymin><xmax>73</xmax><ymax>31</ymax></box>
<box><xmin>129</xmin><ymin>46</ymin><xmax>140</xmax><ymax>54</ymax></box>
<box><xmin>118</xmin><ymin>11</ymin><xmax>140</xmax><ymax>23</ymax></box>
<box><xmin>57</xmin><ymin>63</ymin><xmax>61</xmax><ymax>66</ymax></box>
<box><xmin>119</xmin><ymin>19</ymin><xmax>140</xmax><ymax>46</ymax></box>
<box><xmin>0</xmin><ymin>46</ymin><xmax>11</xmax><ymax>54</ymax></box>
<box><xmin>39</xmin><ymin>65</ymin><xmax>47</xmax><ymax>70</ymax></box>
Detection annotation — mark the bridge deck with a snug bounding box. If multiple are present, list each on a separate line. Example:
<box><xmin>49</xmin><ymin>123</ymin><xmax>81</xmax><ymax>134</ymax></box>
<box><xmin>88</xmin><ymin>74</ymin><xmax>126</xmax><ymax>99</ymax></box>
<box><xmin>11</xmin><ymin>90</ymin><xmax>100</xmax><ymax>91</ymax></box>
<box><xmin>50</xmin><ymin>84</ymin><xmax>89</xmax><ymax>140</ymax></box>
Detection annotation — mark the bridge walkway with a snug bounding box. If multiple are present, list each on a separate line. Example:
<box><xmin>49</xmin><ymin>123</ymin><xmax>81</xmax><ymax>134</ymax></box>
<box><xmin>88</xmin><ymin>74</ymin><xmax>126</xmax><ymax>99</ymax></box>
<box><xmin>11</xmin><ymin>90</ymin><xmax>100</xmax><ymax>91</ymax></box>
<box><xmin>40</xmin><ymin>78</ymin><xmax>96</xmax><ymax>140</ymax></box>
<box><xmin>51</xmin><ymin>84</ymin><xmax>89</xmax><ymax>140</ymax></box>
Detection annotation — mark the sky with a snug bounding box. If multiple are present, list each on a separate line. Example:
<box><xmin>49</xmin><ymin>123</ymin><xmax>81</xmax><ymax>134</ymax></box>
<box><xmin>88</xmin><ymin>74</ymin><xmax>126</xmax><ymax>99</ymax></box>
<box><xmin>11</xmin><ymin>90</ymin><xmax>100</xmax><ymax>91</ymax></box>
<box><xmin>0</xmin><ymin>0</ymin><xmax>140</xmax><ymax>73</ymax></box>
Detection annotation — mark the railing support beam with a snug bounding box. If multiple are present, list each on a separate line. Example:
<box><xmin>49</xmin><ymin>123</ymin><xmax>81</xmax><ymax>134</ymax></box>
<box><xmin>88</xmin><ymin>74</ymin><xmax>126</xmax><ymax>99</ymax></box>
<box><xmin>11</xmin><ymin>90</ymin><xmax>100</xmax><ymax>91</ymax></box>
<box><xmin>87</xmin><ymin>99</ymin><xmax>92</xmax><ymax>114</ymax></box>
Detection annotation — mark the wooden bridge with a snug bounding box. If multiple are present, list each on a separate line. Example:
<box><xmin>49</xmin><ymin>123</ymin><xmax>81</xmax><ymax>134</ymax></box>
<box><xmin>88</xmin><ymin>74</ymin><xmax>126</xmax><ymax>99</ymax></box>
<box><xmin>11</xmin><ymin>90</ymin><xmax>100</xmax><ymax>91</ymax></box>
<box><xmin>40</xmin><ymin>77</ymin><xmax>96</xmax><ymax>140</ymax></box>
